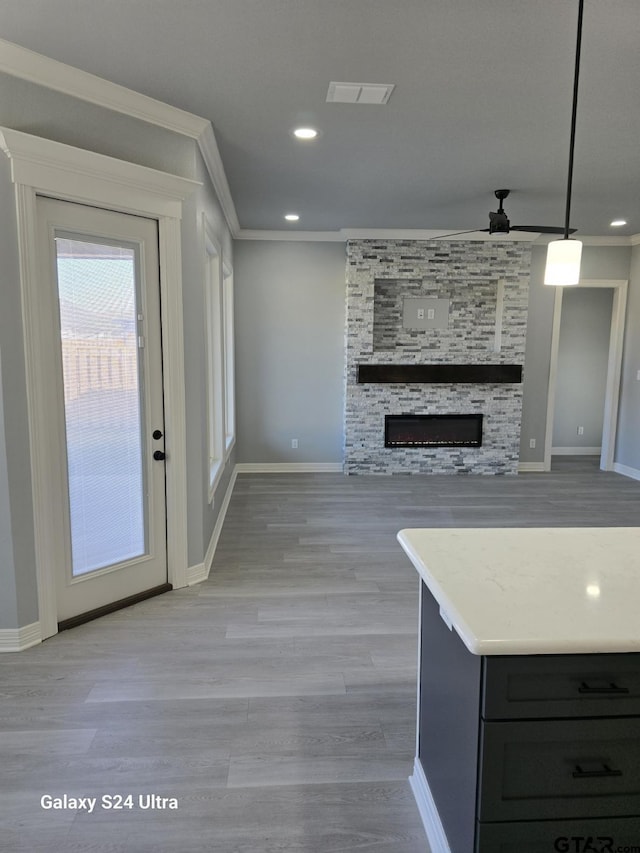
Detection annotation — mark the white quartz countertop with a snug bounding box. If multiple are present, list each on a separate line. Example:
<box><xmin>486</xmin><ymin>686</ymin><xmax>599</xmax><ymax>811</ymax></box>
<box><xmin>397</xmin><ymin>527</ymin><xmax>640</xmax><ymax>656</ymax></box>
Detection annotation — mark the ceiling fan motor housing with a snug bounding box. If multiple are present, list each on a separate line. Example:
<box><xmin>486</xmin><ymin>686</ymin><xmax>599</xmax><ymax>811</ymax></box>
<box><xmin>489</xmin><ymin>211</ymin><xmax>510</xmax><ymax>233</ymax></box>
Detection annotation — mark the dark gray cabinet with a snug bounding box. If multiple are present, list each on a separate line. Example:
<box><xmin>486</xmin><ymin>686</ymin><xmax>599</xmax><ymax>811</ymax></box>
<box><xmin>418</xmin><ymin>583</ymin><xmax>640</xmax><ymax>853</ymax></box>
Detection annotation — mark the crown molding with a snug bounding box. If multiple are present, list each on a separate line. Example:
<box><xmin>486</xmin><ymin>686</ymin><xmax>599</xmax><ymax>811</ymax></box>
<box><xmin>198</xmin><ymin>125</ymin><xmax>240</xmax><ymax>236</ymax></box>
<box><xmin>575</xmin><ymin>235</ymin><xmax>632</xmax><ymax>246</ymax></box>
<box><xmin>236</xmin><ymin>228</ymin><xmax>640</xmax><ymax>245</ymax></box>
<box><xmin>342</xmin><ymin>228</ymin><xmax>541</xmax><ymax>242</ymax></box>
<box><xmin>0</xmin><ymin>37</ymin><xmax>241</xmax><ymax>236</ymax></box>
<box><xmin>532</xmin><ymin>233</ymin><xmax>634</xmax><ymax>247</ymax></box>
<box><xmin>237</xmin><ymin>229</ymin><xmax>346</xmax><ymax>242</ymax></box>
<box><xmin>0</xmin><ymin>38</ymin><xmax>207</xmax><ymax>138</ymax></box>
<box><xmin>236</xmin><ymin>228</ymin><xmax>541</xmax><ymax>243</ymax></box>
<box><xmin>236</xmin><ymin>229</ymin><xmax>640</xmax><ymax>245</ymax></box>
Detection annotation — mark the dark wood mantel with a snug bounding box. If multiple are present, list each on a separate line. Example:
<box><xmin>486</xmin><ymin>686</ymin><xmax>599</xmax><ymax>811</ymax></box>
<box><xmin>356</xmin><ymin>364</ymin><xmax>522</xmax><ymax>384</ymax></box>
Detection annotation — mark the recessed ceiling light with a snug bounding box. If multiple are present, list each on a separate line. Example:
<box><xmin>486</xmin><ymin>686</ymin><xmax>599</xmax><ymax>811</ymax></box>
<box><xmin>293</xmin><ymin>127</ymin><xmax>318</xmax><ymax>140</ymax></box>
<box><xmin>610</xmin><ymin>219</ymin><xmax>627</xmax><ymax>227</ymax></box>
<box><xmin>284</xmin><ymin>213</ymin><xmax>300</xmax><ymax>221</ymax></box>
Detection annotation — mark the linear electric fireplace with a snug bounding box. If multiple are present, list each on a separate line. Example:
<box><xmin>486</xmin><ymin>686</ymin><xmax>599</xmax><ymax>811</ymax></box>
<box><xmin>385</xmin><ymin>414</ymin><xmax>483</xmax><ymax>448</ymax></box>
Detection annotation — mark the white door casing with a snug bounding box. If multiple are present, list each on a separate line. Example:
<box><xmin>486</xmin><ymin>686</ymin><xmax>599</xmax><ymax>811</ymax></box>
<box><xmin>0</xmin><ymin>126</ymin><xmax>200</xmax><ymax>640</ymax></box>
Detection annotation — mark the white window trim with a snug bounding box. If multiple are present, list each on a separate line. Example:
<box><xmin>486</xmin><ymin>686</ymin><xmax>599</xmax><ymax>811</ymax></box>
<box><xmin>0</xmin><ymin>126</ymin><xmax>199</xmax><ymax>640</ymax></box>
<box><xmin>203</xmin><ymin>216</ymin><xmax>225</xmax><ymax>502</ymax></box>
<box><xmin>222</xmin><ymin>260</ymin><xmax>236</xmax><ymax>459</ymax></box>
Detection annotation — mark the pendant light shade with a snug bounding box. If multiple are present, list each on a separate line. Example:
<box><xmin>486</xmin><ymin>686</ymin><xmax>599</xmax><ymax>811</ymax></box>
<box><xmin>544</xmin><ymin>238</ymin><xmax>582</xmax><ymax>286</ymax></box>
<box><xmin>544</xmin><ymin>0</ymin><xmax>585</xmax><ymax>286</ymax></box>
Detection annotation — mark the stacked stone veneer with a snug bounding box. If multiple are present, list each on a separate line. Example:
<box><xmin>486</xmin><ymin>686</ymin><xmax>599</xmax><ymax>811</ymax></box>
<box><xmin>344</xmin><ymin>239</ymin><xmax>532</xmax><ymax>474</ymax></box>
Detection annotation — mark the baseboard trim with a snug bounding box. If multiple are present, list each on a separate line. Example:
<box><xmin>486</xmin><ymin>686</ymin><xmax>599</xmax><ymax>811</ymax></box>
<box><xmin>0</xmin><ymin>621</ymin><xmax>42</xmax><ymax>653</ymax></box>
<box><xmin>409</xmin><ymin>758</ymin><xmax>451</xmax><ymax>853</ymax></box>
<box><xmin>518</xmin><ymin>462</ymin><xmax>546</xmax><ymax>473</ymax></box>
<box><xmin>235</xmin><ymin>462</ymin><xmax>344</xmax><ymax>474</ymax></box>
<box><xmin>186</xmin><ymin>562</ymin><xmax>206</xmax><ymax>586</ymax></box>
<box><xmin>613</xmin><ymin>462</ymin><xmax>640</xmax><ymax>482</ymax></box>
<box><xmin>551</xmin><ymin>447</ymin><xmax>601</xmax><ymax>456</ymax></box>
<box><xmin>188</xmin><ymin>465</ymin><xmax>238</xmax><ymax>586</ymax></box>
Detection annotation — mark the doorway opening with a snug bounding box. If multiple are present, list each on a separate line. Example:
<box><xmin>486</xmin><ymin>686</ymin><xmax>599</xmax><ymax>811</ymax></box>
<box><xmin>544</xmin><ymin>279</ymin><xmax>628</xmax><ymax>472</ymax></box>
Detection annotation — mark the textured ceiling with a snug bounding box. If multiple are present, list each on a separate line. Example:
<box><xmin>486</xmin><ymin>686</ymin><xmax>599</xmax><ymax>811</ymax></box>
<box><xmin>1</xmin><ymin>0</ymin><xmax>639</xmax><ymax>236</ymax></box>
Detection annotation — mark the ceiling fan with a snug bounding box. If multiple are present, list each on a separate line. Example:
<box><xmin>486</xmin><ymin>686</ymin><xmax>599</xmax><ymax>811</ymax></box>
<box><xmin>436</xmin><ymin>189</ymin><xmax>577</xmax><ymax>238</ymax></box>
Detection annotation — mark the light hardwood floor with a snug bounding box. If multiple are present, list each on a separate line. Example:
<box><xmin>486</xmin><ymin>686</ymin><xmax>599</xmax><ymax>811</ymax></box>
<box><xmin>2</xmin><ymin>460</ymin><xmax>640</xmax><ymax>852</ymax></box>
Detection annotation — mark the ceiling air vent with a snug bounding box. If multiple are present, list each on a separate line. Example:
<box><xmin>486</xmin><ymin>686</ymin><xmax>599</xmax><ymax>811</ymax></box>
<box><xmin>326</xmin><ymin>82</ymin><xmax>395</xmax><ymax>104</ymax></box>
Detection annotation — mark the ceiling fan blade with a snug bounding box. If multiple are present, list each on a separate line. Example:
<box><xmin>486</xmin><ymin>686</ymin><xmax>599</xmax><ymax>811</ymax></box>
<box><xmin>511</xmin><ymin>225</ymin><xmax>577</xmax><ymax>234</ymax></box>
<box><xmin>431</xmin><ymin>229</ymin><xmax>490</xmax><ymax>240</ymax></box>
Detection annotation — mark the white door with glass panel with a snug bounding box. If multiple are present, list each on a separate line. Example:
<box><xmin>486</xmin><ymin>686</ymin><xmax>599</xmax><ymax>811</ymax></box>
<box><xmin>36</xmin><ymin>198</ymin><xmax>167</xmax><ymax>624</ymax></box>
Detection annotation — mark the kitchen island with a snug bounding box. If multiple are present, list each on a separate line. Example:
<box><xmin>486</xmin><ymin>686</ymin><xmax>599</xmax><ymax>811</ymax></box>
<box><xmin>397</xmin><ymin>527</ymin><xmax>640</xmax><ymax>853</ymax></box>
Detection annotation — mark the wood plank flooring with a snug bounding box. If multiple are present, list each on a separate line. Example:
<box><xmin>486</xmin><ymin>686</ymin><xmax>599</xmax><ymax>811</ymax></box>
<box><xmin>2</xmin><ymin>459</ymin><xmax>640</xmax><ymax>852</ymax></box>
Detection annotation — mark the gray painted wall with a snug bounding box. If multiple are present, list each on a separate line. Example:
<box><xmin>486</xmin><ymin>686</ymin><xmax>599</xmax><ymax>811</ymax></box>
<box><xmin>616</xmin><ymin>245</ymin><xmax>640</xmax><ymax>471</ymax></box>
<box><xmin>518</xmin><ymin>247</ymin><xmax>555</xmax><ymax>462</ymax></box>
<box><xmin>552</xmin><ymin>288</ymin><xmax>613</xmax><ymax>449</ymax></box>
<box><xmin>519</xmin><ymin>245</ymin><xmax>631</xmax><ymax>464</ymax></box>
<box><xmin>234</xmin><ymin>241</ymin><xmax>346</xmax><ymax>464</ymax></box>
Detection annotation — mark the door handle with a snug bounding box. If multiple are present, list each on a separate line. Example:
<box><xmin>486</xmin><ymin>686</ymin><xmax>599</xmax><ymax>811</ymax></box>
<box><xmin>152</xmin><ymin>429</ymin><xmax>163</xmax><ymax>440</ymax></box>
<box><xmin>572</xmin><ymin>763</ymin><xmax>622</xmax><ymax>779</ymax></box>
<box><xmin>153</xmin><ymin>450</ymin><xmax>166</xmax><ymax>461</ymax></box>
<box><xmin>578</xmin><ymin>681</ymin><xmax>629</xmax><ymax>695</ymax></box>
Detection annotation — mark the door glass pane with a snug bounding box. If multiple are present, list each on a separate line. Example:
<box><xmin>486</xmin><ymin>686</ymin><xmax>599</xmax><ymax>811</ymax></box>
<box><xmin>56</xmin><ymin>237</ymin><xmax>147</xmax><ymax>576</ymax></box>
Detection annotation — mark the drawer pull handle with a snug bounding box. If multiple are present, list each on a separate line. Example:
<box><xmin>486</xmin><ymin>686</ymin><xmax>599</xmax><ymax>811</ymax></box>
<box><xmin>572</xmin><ymin>763</ymin><xmax>623</xmax><ymax>779</ymax></box>
<box><xmin>578</xmin><ymin>680</ymin><xmax>629</xmax><ymax>695</ymax></box>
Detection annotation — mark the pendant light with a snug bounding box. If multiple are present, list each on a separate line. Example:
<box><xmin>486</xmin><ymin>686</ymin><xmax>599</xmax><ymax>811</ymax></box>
<box><xmin>544</xmin><ymin>0</ymin><xmax>584</xmax><ymax>286</ymax></box>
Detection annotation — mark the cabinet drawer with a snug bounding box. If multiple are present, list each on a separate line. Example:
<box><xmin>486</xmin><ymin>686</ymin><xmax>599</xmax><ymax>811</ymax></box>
<box><xmin>476</xmin><ymin>816</ymin><xmax>640</xmax><ymax>853</ymax></box>
<box><xmin>478</xmin><ymin>717</ymin><xmax>640</xmax><ymax>822</ymax></box>
<box><xmin>482</xmin><ymin>653</ymin><xmax>640</xmax><ymax>720</ymax></box>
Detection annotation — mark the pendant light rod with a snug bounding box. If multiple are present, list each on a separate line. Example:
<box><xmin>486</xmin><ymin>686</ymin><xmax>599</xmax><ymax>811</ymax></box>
<box><xmin>563</xmin><ymin>0</ymin><xmax>585</xmax><ymax>239</ymax></box>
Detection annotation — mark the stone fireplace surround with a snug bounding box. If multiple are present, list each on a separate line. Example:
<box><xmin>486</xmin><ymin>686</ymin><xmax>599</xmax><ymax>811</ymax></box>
<box><xmin>344</xmin><ymin>239</ymin><xmax>532</xmax><ymax>475</ymax></box>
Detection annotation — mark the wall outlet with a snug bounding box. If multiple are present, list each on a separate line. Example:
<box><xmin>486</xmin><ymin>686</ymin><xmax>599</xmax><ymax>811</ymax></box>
<box><xmin>403</xmin><ymin>297</ymin><xmax>449</xmax><ymax>331</ymax></box>
<box><xmin>637</xmin><ymin>369</ymin><xmax>640</xmax><ymax>381</ymax></box>
<box><xmin>577</xmin><ymin>426</ymin><xmax>584</xmax><ymax>436</ymax></box>
<box><xmin>291</xmin><ymin>439</ymin><xmax>298</xmax><ymax>449</ymax></box>
<box><xmin>529</xmin><ymin>438</ymin><xmax>536</xmax><ymax>449</ymax></box>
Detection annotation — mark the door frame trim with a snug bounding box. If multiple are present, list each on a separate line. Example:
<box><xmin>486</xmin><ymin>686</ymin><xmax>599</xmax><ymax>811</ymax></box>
<box><xmin>543</xmin><ymin>278</ymin><xmax>628</xmax><ymax>472</ymax></box>
<box><xmin>0</xmin><ymin>127</ymin><xmax>200</xmax><ymax>640</ymax></box>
